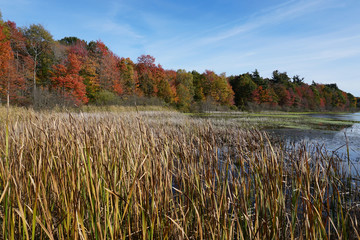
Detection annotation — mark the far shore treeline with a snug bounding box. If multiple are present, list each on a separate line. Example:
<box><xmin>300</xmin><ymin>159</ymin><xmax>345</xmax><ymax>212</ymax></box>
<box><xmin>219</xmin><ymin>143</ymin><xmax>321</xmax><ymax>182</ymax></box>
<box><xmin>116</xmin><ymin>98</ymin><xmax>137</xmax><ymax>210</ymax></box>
<box><xmin>0</xmin><ymin>14</ymin><xmax>359</xmax><ymax>111</ymax></box>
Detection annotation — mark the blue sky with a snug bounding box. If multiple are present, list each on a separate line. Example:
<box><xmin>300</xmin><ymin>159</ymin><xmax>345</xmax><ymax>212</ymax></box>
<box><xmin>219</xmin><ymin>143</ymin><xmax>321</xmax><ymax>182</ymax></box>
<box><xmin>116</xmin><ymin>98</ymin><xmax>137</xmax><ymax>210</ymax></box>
<box><xmin>1</xmin><ymin>0</ymin><xmax>360</xmax><ymax>96</ymax></box>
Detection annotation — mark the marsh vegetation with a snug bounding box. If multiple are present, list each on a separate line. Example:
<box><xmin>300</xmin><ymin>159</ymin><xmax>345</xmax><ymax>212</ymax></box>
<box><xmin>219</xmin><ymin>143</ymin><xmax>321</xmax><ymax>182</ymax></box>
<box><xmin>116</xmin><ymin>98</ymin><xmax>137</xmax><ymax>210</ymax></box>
<box><xmin>0</xmin><ymin>107</ymin><xmax>359</xmax><ymax>239</ymax></box>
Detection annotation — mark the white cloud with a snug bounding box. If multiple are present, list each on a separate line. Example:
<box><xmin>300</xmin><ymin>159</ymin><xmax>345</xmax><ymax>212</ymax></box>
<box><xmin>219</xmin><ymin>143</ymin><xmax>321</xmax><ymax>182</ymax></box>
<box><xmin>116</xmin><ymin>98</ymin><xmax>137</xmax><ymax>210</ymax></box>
<box><xmin>200</xmin><ymin>0</ymin><xmax>333</xmax><ymax>44</ymax></box>
<box><xmin>144</xmin><ymin>0</ymin><xmax>360</xmax><ymax>95</ymax></box>
<box><xmin>146</xmin><ymin>0</ymin><xmax>336</xmax><ymax>59</ymax></box>
<box><xmin>89</xmin><ymin>19</ymin><xmax>143</xmax><ymax>39</ymax></box>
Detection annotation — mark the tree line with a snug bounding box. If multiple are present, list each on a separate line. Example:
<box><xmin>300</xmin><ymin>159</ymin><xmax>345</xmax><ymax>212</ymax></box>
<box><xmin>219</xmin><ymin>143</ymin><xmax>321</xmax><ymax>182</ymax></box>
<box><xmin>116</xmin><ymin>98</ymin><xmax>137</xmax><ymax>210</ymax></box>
<box><xmin>0</xmin><ymin>15</ymin><xmax>358</xmax><ymax>111</ymax></box>
<box><xmin>229</xmin><ymin>70</ymin><xmax>358</xmax><ymax>111</ymax></box>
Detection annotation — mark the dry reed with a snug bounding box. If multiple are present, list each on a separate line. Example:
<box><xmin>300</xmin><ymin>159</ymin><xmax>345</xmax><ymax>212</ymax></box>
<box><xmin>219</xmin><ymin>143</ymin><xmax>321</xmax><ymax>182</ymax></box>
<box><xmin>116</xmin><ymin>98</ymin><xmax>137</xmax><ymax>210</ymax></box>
<box><xmin>0</xmin><ymin>108</ymin><xmax>359</xmax><ymax>239</ymax></box>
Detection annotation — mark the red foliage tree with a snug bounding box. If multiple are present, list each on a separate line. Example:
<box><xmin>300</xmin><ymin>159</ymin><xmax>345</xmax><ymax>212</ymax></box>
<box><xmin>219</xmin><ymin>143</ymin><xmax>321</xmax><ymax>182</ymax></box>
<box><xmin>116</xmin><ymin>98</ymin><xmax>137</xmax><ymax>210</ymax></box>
<box><xmin>99</xmin><ymin>51</ymin><xmax>122</xmax><ymax>94</ymax></box>
<box><xmin>0</xmin><ymin>24</ymin><xmax>13</xmax><ymax>102</ymax></box>
<box><xmin>136</xmin><ymin>55</ymin><xmax>159</xmax><ymax>97</ymax></box>
<box><xmin>51</xmin><ymin>53</ymin><xmax>88</xmax><ymax>105</ymax></box>
<box><xmin>0</xmin><ymin>24</ymin><xmax>27</xmax><ymax>104</ymax></box>
<box><xmin>69</xmin><ymin>40</ymin><xmax>88</xmax><ymax>59</ymax></box>
<box><xmin>252</xmin><ymin>86</ymin><xmax>273</xmax><ymax>104</ymax></box>
<box><xmin>96</xmin><ymin>40</ymin><xmax>109</xmax><ymax>56</ymax></box>
<box><xmin>274</xmin><ymin>85</ymin><xmax>292</xmax><ymax>107</ymax></box>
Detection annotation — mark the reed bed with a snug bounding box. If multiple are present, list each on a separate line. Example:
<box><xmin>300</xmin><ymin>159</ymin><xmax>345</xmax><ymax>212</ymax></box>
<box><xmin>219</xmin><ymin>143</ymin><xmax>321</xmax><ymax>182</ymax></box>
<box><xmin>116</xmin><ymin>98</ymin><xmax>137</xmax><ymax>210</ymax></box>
<box><xmin>0</xmin><ymin>108</ymin><xmax>359</xmax><ymax>239</ymax></box>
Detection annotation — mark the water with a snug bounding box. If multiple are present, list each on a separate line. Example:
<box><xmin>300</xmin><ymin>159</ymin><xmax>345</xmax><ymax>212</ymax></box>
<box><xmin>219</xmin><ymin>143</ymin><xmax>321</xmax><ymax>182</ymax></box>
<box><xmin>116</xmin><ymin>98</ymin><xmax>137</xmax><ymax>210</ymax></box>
<box><xmin>308</xmin><ymin>112</ymin><xmax>360</xmax><ymax>122</ymax></box>
<box><xmin>266</xmin><ymin>112</ymin><xmax>360</xmax><ymax>175</ymax></box>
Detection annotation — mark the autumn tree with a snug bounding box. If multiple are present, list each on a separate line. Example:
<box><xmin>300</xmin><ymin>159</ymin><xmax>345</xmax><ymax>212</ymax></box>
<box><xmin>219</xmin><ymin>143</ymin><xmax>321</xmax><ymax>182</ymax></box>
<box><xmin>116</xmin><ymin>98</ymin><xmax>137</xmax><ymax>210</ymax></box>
<box><xmin>85</xmin><ymin>40</ymin><xmax>124</xmax><ymax>101</ymax></box>
<box><xmin>2</xmin><ymin>12</ymin><xmax>359</xmax><ymax>111</ymax></box>
<box><xmin>273</xmin><ymin>84</ymin><xmax>293</xmax><ymax>107</ymax></box>
<box><xmin>0</xmin><ymin>23</ymin><xmax>13</xmax><ymax>105</ymax></box>
<box><xmin>136</xmin><ymin>55</ymin><xmax>158</xmax><ymax>97</ymax></box>
<box><xmin>4</xmin><ymin>21</ymin><xmax>28</xmax><ymax>104</ymax></box>
<box><xmin>252</xmin><ymin>86</ymin><xmax>274</xmax><ymax>105</ymax></box>
<box><xmin>213</xmin><ymin>74</ymin><xmax>234</xmax><ymax>105</ymax></box>
<box><xmin>81</xmin><ymin>57</ymin><xmax>99</xmax><ymax>102</ymax></box>
<box><xmin>51</xmin><ymin>53</ymin><xmax>88</xmax><ymax>105</ymax></box>
<box><xmin>118</xmin><ymin>57</ymin><xmax>138</xmax><ymax>95</ymax></box>
<box><xmin>21</xmin><ymin>24</ymin><xmax>54</xmax><ymax>100</ymax></box>
<box><xmin>202</xmin><ymin>70</ymin><xmax>216</xmax><ymax>97</ymax></box>
<box><xmin>203</xmin><ymin>70</ymin><xmax>234</xmax><ymax>105</ymax></box>
<box><xmin>166</xmin><ymin>70</ymin><xmax>177</xmax><ymax>103</ymax></box>
<box><xmin>157</xmin><ymin>69</ymin><xmax>176</xmax><ymax>104</ymax></box>
<box><xmin>175</xmin><ymin>69</ymin><xmax>194</xmax><ymax>110</ymax></box>
<box><xmin>100</xmin><ymin>51</ymin><xmax>122</xmax><ymax>94</ymax></box>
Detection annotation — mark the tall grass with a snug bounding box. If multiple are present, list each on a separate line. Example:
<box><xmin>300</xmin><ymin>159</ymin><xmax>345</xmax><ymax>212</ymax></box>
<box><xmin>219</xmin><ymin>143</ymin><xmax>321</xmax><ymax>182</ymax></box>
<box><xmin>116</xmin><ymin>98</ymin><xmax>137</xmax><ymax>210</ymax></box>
<box><xmin>0</xmin><ymin>108</ymin><xmax>359</xmax><ymax>239</ymax></box>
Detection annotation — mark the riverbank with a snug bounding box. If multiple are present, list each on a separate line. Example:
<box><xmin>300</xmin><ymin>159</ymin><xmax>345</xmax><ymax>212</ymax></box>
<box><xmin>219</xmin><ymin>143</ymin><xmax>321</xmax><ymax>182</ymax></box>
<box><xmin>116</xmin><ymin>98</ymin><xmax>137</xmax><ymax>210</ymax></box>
<box><xmin>189</xmin><ymin>111</ymin><xmax>360</xmax><ymax>130</ymax></box>
<box><xmin>1</xmin><ymin>105</ymin><xmax>359</xmax><ymax>131</ymax></box>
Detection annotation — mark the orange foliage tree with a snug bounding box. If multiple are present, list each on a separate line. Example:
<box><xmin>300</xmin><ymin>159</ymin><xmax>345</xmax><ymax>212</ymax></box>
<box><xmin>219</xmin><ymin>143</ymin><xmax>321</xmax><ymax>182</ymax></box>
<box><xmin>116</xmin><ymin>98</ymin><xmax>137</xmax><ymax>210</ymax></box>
<box><xmin>0</xmin><ymin>24</ymin><xmax>13</xmax><ymax>104</ymax></box>
<box><xmin>252</xmin><ymin>86</ymin><xmax>273</xmax><ymax>104</ymax></box>
<box><xmin>0</xmin><ymin>23</ymin><xmax>26</xmax><ymax>104</ymax></box>
<box><xmin>51</xmin><ymin>53</ymin><xmax>88</xmax><ymax>105</ymax></box>
<box><xmin>118</xmin><ymin>57</ymin><xmax>139</xmax><ymax>95</ymax></box>
<box><xmin>203</xmin><ymin>70</ymin><xmax>234</xmax><ymax>105</ymax></box>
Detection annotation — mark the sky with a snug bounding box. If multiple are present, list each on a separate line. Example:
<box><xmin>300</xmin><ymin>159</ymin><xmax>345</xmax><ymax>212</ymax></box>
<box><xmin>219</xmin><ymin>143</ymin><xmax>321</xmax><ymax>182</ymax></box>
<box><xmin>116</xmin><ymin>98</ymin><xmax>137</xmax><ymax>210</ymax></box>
<box><xmin>1</xmin><ymin>0</ymin><xmax>360</xmax><ymax>96</ymax></box>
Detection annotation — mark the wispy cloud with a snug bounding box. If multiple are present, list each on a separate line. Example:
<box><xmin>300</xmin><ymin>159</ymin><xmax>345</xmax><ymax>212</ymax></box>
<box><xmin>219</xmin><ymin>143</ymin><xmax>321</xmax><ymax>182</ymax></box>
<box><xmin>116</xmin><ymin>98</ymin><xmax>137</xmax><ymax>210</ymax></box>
<box><xmin>143</xmin><ymin>0</ymin><xmax>360</xmax><ymax>95</ymax></box>
<box><xmin>147</xmin><ymin>0</ymin><xmax>333</xmax><ymax>57</ymax></box>
<box><xmin>200</xmin><ymin>0</ymin><xmax>334</xmax><ymax>44</ymax></box>
<box><xmin>87</xmin><ymin>19</ymin><xmax>143</xmax><ymax>39</ymax></box>
<box><xmin>4</xmin><ymin>0</ymin><xmax>358</xmax><ymax>95</ymax></box>
<box><xmin>108</xmin><ymin>0</ymin><xmax>332</xmax><ymax>61</ymax></box>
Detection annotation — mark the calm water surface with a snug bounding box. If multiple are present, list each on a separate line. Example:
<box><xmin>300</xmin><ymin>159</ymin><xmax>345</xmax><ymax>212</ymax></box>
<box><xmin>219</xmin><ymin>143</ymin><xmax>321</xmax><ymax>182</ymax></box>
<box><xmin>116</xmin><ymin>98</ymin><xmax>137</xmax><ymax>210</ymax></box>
<box><xmin>267</xmin><ymin>112</ymin><xmax>360</xmax><ymax>175</ymax></box>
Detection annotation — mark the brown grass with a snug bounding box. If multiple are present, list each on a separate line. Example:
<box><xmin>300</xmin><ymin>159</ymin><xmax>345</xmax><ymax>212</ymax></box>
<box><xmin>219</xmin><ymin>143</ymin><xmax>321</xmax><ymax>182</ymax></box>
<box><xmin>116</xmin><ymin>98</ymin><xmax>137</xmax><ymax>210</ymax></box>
<box><xmin>0</xmin><ymin>107</ymin><xmax>359</xmax><ymax>239</ymax></box>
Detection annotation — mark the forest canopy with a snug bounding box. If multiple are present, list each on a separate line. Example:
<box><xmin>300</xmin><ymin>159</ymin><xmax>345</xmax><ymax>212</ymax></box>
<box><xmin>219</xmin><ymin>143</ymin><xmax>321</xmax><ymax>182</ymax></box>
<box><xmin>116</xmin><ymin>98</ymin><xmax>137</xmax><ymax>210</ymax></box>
<box><xmin>0</xmin><ymin>13</ymin><xmax>358</xmax><ymax>111</ymax></box>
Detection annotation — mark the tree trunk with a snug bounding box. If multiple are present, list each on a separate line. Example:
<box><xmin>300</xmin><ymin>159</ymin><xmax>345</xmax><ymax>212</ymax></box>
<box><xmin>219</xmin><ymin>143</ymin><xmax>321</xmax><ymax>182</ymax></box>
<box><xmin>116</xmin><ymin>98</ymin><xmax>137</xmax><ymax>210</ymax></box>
<box><xmin>33</xmin><ymin>53</ymin><xmax>37</xmax><ymax>101</ymax></box>
<box><xmin>7</xmin><ymin>70</ymin><xmax>10</xmax><ymax>109</ymax></box>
